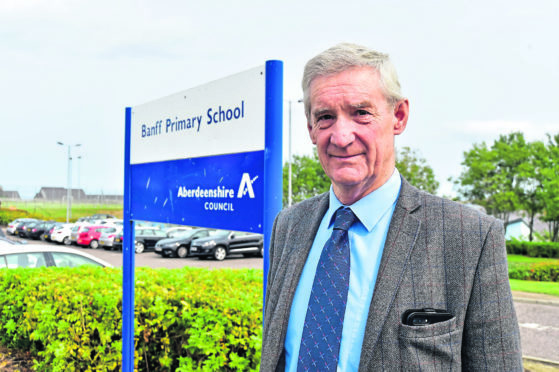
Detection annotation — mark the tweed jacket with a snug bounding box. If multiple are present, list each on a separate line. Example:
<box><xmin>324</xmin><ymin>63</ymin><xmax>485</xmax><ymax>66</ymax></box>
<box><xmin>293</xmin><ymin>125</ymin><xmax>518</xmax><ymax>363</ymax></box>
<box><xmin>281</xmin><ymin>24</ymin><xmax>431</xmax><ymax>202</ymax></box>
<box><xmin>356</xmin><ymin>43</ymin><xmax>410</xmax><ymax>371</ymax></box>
<box><xmin>261</xmin><ymin>178</ymin><xmax>522</xmax><ymax>371</ymax></box>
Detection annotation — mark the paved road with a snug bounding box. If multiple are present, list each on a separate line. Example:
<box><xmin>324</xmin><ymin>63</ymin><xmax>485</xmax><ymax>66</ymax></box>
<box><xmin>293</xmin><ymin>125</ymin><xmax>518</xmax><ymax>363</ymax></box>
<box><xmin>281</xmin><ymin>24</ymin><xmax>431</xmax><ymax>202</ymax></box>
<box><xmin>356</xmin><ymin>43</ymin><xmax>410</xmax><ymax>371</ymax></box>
<box><xmin>515</xmin><ymin>301</ymin><xmax>559</xmax><ymax>363</ymax></box>
<box><xmin>86</xmin><ymin>246</ymin><xmax>264</xmax><ymax>270</ymax></box>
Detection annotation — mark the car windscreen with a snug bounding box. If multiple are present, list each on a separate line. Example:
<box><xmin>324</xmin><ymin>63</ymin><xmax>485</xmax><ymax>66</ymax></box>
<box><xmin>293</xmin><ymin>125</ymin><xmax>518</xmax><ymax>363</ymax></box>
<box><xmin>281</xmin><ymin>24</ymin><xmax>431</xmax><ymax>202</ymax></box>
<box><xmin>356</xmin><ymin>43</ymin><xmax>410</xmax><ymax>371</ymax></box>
<box><xmin>51</xmin><ymin>252</ymin><xmax>104</xmax><ymax>267</ymax></box>
<box><xmin>213</xmin><ymin>230</ymin><xmax>230</xmax><ymax>238</ymax></box>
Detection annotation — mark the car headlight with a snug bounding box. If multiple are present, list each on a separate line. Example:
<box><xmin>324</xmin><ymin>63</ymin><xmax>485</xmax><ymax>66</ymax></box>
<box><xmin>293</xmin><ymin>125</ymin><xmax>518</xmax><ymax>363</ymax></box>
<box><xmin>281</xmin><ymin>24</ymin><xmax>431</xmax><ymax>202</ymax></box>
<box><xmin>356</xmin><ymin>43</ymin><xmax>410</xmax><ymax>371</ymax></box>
<box><xmin>163</xmin><ymin>242</ymin><xmax>180</xmax><ymax>248</ymax></box>
<box><xmin>201</xmin><ymin>241</ymin><xmax>216</xmax><ymax>248</ymax></box>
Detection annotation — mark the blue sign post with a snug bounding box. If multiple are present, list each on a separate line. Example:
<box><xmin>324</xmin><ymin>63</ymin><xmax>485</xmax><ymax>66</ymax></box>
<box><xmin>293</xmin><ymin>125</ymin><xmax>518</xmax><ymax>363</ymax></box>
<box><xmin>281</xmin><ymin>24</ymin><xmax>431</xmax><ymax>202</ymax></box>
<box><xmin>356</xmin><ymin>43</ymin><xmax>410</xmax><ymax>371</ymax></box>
<box><xmin>122</xmin><ymin>61</ymin><xmax>282</xmax><ymax>371</ymax></box>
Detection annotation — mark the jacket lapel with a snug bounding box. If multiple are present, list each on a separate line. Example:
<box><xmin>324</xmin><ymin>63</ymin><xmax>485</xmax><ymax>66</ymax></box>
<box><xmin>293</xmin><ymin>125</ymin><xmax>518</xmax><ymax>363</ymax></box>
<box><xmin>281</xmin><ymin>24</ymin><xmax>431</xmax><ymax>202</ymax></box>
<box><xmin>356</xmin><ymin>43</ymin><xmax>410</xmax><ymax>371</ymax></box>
<box><xmin>267</xmin><ymin>193</ymin><xmax>329</xmax><ymax>369</ymax></box>
<box><xmin>359</xmin><ymin>179</ymin><xmax>422</xmax><ymax>369</ymax></box>
<box><xmin>282</xmin><ymin>193</ymin><xmax>329</xmax><ymax>293</ymax></box>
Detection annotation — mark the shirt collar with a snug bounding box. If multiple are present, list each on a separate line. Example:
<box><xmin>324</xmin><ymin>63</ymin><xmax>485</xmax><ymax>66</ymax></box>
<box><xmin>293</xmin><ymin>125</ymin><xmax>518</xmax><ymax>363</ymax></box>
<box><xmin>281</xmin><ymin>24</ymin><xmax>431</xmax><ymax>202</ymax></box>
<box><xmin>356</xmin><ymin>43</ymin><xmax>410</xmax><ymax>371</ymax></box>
<box><xmin>327</xmin><ymin>168</ymin><xmax>402</xmax><ymax>232</ymax></box>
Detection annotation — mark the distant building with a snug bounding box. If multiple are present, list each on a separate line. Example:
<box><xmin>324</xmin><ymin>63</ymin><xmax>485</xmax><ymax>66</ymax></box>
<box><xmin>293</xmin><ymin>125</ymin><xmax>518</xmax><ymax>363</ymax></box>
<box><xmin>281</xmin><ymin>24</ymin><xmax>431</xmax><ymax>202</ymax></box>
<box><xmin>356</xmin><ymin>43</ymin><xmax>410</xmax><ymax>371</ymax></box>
<box><xmin>505</xmin><ymin>212</ymin><xmax>547</xmax><ymax>240</ymax></box>
<box><xmin>34</xmin><ymin>187</ymin><xmax>87</xmax><ymax>201</ymax></box>
<box><xmin>0</xmin><ymin>186</ymin><xmax>21</xmax><ymax>200</ymax></box>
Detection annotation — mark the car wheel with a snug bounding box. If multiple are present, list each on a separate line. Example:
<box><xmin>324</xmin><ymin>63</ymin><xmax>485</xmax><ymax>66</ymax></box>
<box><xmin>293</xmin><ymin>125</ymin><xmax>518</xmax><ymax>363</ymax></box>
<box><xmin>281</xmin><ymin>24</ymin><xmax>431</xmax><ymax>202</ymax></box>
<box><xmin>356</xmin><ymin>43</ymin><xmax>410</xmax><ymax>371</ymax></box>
<box><xmin>90</xmin><ymin>240</ymin><xmax>99</xmax><ymax>249</ymax></box>
<box><xmin>62</xmin><ymin>236</ymin><xmax>71</xmax><ymax>245</ymax></box>
<box><xmin>213</xmin><ymin>246</ymin><xmax>227</xmax><ymax>261</ymax></box>
<box><xmin>135</xmin><ymin>241</ymin><xmax>145</xmax><ymax>254</ymax></box>
<box><xmin>176</xmin><ymin>246</ymin><xmax>188</xmax><ymax>258</ymax></box>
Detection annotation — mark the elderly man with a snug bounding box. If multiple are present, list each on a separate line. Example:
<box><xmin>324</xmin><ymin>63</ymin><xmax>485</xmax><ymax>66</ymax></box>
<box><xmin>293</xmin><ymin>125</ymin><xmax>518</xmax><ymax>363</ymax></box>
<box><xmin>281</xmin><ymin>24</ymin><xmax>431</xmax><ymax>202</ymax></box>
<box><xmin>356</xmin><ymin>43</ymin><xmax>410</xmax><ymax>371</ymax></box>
<box><xmin>261</xmin><ymin>43</ymin><xmax>522</xmax><ymax>371</ymax></box>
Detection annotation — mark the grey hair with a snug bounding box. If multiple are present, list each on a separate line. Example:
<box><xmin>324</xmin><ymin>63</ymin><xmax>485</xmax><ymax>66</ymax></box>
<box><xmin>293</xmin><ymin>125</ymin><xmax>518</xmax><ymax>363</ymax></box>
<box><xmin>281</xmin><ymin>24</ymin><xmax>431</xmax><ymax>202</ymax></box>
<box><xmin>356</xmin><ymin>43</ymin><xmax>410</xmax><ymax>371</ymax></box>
<box><xmin>302</xmin><ymin>42</ymin><xmax>403</xmax><ymax>118</ymax></box>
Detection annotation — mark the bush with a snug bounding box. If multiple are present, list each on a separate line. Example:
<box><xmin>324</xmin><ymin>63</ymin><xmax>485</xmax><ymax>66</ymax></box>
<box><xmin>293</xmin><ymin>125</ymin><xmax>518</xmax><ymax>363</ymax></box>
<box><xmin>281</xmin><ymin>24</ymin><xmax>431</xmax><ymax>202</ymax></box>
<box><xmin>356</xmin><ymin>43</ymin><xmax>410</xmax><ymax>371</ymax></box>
<box><xmin>0</xmin><ymin>266</ymin><xmax>263</xmax><ymax>371</ymax></box>
<box><xmin>0</xmin><ymin>208</ymin><xmax>32</xmax><ymax>226</ymax></box>
<box><xmin>506</xmin><ymin>240</ymin><xmax>559</xmax><ymax>258</ymax></box>
<box><xmin>508</xmin><ymin>262</ymin><xmax>559</xmax><ymax>282</ymax></box>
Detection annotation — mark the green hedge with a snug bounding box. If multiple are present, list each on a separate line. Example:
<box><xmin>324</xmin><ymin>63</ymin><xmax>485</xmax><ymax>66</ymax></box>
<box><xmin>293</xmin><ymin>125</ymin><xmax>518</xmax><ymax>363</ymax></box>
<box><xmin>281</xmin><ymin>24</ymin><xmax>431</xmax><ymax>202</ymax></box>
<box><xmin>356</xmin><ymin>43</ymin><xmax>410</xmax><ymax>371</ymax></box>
<box><xmin>0</xmin><ymin>208</ymin><xmax>32</xmax><ymax>226</ymax></box>
<box><xmin>0</xmin><ymin>266</ymin><xmax>263</xmax><ymax>371</ymax></box>
<box><xmin>506</xmin><ymin>240</ymin><xmax>559</xmax><ymax>258</ymax></box>
<box><xmin>509</xmin><ymin>263</ymin><xmax>559</xmax><ymax>282</ymax></box>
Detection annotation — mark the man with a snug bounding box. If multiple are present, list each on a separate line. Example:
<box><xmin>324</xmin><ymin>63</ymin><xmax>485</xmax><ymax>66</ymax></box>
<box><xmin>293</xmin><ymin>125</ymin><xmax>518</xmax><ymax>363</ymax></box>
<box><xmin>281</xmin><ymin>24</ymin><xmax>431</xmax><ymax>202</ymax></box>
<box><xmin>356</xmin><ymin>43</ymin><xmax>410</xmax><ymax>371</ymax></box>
<box><xmin>261</xmin><ymin>43</ymin><xmax>522</xmax><ymax>371</ymax></box>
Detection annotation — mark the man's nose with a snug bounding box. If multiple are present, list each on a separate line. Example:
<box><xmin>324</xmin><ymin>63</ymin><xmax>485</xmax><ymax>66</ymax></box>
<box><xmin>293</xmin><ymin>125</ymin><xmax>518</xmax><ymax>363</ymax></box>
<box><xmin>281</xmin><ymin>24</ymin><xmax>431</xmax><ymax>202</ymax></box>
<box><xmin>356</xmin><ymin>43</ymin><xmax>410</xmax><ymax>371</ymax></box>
<box><xmin>329</xmin><ymin>118</ymin><xmax>355</xmax><ymax>148</ymax></box>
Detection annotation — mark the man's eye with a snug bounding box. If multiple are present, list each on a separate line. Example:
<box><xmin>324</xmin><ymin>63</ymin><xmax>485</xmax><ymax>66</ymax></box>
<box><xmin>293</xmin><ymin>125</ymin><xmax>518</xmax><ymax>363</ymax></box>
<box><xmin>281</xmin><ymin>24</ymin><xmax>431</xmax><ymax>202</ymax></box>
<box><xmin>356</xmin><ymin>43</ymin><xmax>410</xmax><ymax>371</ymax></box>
<box><xmin>317</xmin><ymin>114</ymin><xmax>334</xmax><ymax>121</ymax></box>
<box><xmin>356</xmin><ymin>109</ymin><xmax>370</xmax><ymax>116</ymax></box>
<box><xmin>316</xmin><ymin>114</ymin><xmax>334</xmax><ymax>128</ymax></box>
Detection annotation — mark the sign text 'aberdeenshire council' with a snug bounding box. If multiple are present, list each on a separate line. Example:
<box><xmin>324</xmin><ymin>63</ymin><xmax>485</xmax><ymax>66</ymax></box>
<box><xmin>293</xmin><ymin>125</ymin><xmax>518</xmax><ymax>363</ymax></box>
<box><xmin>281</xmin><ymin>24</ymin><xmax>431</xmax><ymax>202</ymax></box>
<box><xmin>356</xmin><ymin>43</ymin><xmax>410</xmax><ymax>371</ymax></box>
<box><xmin>141</xmin><ymin>100</ymin><xmax>245</xmax><ymax>138</ymax></box>
<box><xmin>176</xmin><ymin>173</ymin><xmax>258</xmax><ymax>212</ymax></box>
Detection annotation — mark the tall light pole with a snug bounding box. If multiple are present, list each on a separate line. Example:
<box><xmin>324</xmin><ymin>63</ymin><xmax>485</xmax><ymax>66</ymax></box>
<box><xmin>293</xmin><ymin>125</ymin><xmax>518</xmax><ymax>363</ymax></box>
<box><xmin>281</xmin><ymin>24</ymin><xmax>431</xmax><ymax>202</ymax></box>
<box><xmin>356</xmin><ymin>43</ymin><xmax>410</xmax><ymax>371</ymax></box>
<box><xmin>57</xmin><ymin>142</ymin><xmax>81</xmax><ymax>222</ymax></box>
<box><xmin>288</xmin><ymin>99</ymin><xmax>303</xmax><ymax>207</ymax></box>
<box><xmin>77</xmin><ymin>155</ymin><xmax>82</xmax><ymax>194</ymax></box>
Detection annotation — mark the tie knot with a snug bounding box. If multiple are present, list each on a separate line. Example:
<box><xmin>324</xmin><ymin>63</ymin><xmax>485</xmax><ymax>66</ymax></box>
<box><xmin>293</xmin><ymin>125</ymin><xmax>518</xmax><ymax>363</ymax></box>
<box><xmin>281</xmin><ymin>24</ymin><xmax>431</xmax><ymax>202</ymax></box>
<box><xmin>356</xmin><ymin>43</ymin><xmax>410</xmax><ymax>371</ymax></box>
<box><xmin>333</xmin><ymin>207</ymin><xmax>358</xmax><ymax>231</ymax></box>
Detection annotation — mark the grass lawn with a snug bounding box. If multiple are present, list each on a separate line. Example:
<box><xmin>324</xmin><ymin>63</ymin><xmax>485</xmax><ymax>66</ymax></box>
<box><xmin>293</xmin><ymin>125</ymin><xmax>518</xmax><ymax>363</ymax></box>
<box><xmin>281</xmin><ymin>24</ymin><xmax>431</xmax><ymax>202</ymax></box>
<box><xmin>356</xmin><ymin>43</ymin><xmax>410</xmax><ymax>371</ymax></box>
<box><xmin>509</xmin><ymin>279</ymin><xmax>559</xmax><ymax>297</ymax></box>
<box><xmin>0</xmin><ymin>200</ymin><xmax>122</xmax><ymax>223</ymax></box>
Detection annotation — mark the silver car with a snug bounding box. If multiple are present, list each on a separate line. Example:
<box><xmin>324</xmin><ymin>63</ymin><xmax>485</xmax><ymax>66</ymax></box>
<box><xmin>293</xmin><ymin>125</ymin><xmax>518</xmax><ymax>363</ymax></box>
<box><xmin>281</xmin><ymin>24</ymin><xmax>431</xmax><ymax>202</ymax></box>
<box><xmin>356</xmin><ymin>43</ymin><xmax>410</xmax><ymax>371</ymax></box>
<box><xmin>99</xmin><ymin>227</ymin><xmax>121</xmax><ymax>250</ymax></box>
<box><xmin>0</xmin><ymin>238</ymin><xmax>112</xmax><ymax>268</ymax></box>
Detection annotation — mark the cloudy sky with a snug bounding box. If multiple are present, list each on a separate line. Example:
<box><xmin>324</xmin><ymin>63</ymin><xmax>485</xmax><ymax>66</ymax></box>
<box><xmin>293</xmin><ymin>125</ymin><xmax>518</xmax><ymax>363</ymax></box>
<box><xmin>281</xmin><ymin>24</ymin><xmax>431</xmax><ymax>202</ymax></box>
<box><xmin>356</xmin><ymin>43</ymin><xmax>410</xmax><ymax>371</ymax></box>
<box><xmin>1</xmin><ymin>0</ymin><xmax>558</xmax><ymax>199</ymax></box>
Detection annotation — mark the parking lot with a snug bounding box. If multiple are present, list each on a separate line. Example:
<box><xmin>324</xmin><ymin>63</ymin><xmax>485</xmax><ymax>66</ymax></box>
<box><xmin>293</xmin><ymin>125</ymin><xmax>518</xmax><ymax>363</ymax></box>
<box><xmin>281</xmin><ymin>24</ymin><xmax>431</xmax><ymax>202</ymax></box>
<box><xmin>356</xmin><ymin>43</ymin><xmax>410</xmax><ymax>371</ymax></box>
<box><xmin>1</xmin><ymin>228</ymin><xmax>264</xmax><ymax>270</ymax></box>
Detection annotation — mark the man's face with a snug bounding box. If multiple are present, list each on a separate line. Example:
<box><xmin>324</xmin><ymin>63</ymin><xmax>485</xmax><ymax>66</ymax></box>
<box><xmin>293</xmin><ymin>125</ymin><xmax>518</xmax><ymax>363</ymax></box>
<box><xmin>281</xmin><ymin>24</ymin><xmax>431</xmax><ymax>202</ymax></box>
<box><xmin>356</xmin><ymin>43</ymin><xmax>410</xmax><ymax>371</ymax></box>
<box><xmin>307</xmin><ymin>66</ymin><xmax>409</xmax><ymax>203</ymax></box>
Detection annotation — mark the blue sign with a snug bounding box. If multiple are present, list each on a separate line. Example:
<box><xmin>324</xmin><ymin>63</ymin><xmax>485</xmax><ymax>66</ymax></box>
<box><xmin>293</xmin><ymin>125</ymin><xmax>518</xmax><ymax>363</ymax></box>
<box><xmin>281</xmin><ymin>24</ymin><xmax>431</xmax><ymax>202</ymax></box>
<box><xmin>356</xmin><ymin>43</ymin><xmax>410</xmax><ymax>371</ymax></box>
<box><xmin>130</xmin><ymin>151</ymin><xmax>264</xmax><ymax>232</ymax></box>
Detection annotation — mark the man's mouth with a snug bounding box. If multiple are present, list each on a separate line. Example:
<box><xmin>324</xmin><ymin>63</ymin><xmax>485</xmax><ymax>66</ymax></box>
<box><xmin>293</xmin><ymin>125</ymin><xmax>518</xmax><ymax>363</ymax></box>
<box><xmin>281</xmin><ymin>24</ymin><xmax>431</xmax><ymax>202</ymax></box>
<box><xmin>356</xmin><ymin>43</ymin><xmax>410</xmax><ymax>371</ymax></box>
<box><xmin>330</xmin><ymin>153</ymin><xmax>362</xmax><ymax>159</ymax></box>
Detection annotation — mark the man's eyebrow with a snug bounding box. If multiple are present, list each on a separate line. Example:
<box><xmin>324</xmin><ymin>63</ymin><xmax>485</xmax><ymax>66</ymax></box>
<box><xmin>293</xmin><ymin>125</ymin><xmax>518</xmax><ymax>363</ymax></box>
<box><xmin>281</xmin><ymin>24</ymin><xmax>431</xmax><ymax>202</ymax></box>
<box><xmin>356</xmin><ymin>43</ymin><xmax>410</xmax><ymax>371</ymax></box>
<box><xmin>350</xmin><ymin>101</ymin><xmax>374</xmax><ymax>109</ymax></box>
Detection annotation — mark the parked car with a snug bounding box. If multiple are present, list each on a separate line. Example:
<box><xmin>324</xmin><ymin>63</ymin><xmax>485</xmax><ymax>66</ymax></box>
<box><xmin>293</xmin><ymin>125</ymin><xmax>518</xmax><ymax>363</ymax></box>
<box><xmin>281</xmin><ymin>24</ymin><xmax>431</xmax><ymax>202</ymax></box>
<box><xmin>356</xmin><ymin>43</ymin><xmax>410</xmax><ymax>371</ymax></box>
<box><xmin>134</xmin><ymin>228</ymin><xmax>169</xmax><ymax>253</ymax></box>
<box><xmin>113</xmin><ymin>227</ymin><xmax>170</xmax><ymax>253</ymax></box>
<box><xmin>7</xmin><ymin>218</ymin><xmax>37</xmax><ymax>235</ymax></box>
<box><xmin>40</xmin><ymin>222</ymin><xmax>63</xmax><ymax>241</ymax></box>
<box><xmin>15</xmin><ymin>220</ymin><xmax>40</xmax><ymax>238</ymax></box>
<box><xmin>91</xmin><ymin>213</ymin><xmax>116</xmax><ymax>220</ymax></box>
<box><xmin>0</xmin><ymin>239</ymin><xmax>112</xmax><ymax>268</ymax></box>
<box><xmin>28</xmin><ymin>221</ymin><xmax>57</xmax><ymax>240</ymax></box>
<box><xmin>190</xmin><ymin>230</ymin><xmax>263</xmax><ymax>261</ymax></box>
<box><xmin>22</xmin><ymin>221</ymin><xmax>43</xmax><ymax>239</ymax></box>
<box><xmin>100</xmin><ymin>219</ymin><xmax>123</xmax><ymax>228</ymax></box>
<box><xmin>164</xmin><ymin>226</ymin><xmax>192</xmax><ymax>238</ymax></box>
<box><xmin>77</xmin><ymin>225</ymin><xmax>113</xmax><ymax>249</ymax></box>
<box><xmin>50</xmin><ymin>224</ymin><xmax>74</xmax><ymax>245</ymax></box>
<box><xmin>155</xmin><ymin>228</ymin><xmax>214</xmax><ymax>258</ymax></box>
<box><xmin>99</xmin><ymin>227</ymin><xmax>122</xmax><ymax>250</ymax></box>
<box><xmin>70</xmin><ymin>223</ymin><xmax>91</xmax><ymax>244</ymax></box>
<box><xmin>113</xmin><ymin>231</ymin><xmax>124</xmax><ymax>250</ymax></box>
<box><xmin>89</xmin><ymin>214</ymin><xmax>117</xmax><ymax>224</ymax></box>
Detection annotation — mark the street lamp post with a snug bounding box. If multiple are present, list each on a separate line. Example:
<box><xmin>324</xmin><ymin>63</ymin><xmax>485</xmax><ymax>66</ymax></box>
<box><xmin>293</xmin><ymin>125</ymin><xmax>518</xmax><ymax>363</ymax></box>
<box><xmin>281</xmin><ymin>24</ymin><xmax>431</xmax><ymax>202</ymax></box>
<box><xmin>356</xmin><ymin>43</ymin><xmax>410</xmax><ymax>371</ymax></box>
<box><xmin>77</xmin><ymin>155</ymin><xmax>82</xmax><ymax>193</ymax></box>
<box><xmin>57</xmin><ymin>142</ymin><xmax>81</xmax><ymax>223</ymax></box>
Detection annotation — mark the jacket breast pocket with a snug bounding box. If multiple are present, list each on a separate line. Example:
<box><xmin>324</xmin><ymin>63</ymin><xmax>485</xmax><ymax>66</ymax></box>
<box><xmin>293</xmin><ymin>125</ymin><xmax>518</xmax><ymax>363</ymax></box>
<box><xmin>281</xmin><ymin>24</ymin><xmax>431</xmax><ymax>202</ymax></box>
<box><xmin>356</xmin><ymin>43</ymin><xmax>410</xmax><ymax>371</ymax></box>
<box><xmin>398</xmin><ymin>317</ymin><xmax>462</xmax><ymax>371</ymax></box>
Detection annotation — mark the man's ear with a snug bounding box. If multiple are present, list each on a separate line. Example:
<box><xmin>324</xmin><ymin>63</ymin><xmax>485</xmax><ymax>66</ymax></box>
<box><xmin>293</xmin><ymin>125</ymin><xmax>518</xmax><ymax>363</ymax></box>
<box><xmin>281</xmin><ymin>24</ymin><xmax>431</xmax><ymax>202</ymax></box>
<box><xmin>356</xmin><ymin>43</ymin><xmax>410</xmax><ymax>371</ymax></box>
<box><xmin>307</xmin><ymin>121</ymin><xmax>317</xmax><ymax>144</ymax></box>
<box><xmin>393</xmin><ymin>98</ymin><xmax>409</xmax><ymax>135</ymax></box>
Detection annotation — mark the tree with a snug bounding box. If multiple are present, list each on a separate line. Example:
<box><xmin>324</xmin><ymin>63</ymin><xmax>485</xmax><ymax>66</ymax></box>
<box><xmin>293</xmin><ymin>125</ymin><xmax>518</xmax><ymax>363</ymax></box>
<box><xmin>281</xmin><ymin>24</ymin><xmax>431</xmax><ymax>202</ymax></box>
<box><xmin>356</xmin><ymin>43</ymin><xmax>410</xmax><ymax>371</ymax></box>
<box><xmin>455</xmin><ymin>133</ymin><xmax>529</xmax><ymax>226</ymax></box>
<box><xmin>395</xmin><ymin>147</ymin><xmax>439</xmax><ymax>194</ymax></box>
<box><xmin>538</xmin><ymin>134</ymin><xmax>559</xmax><ymax>242</ymax></box>
<box><xmin>517</xmin><ymin>140</ymin><xmax>546</xmax><ymax>241</ymax></box>
<box><xmin>282</xmin><ymin>149</ymin><xmax>330</xmax><ymax>206</ymax></box>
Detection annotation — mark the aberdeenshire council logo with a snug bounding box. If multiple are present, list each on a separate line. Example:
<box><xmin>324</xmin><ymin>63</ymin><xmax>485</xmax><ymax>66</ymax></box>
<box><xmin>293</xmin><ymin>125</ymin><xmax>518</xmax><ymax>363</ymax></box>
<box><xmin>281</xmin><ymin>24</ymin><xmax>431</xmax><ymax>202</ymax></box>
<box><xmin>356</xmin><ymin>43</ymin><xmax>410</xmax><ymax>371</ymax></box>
<box><xmin>176</xmin><ymin>173</ymin><xmax>258</xmax><ymax>212</ymax></box>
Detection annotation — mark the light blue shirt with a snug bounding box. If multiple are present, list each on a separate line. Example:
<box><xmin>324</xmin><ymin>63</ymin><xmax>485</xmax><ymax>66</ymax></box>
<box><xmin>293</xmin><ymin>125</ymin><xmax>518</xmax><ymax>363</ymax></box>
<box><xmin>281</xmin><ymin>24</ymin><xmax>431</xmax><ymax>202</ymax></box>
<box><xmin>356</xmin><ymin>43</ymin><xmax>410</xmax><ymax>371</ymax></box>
<box><xmin>284</xmin><ymin>169</ymin><xmax>402</xmax><ymax>371</ymax></box>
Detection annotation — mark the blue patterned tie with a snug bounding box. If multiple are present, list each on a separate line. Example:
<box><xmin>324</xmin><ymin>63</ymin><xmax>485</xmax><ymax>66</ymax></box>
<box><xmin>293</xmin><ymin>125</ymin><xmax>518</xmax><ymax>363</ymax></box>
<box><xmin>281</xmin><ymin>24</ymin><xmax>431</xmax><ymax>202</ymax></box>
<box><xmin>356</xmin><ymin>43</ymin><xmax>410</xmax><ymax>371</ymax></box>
<box><xmin>298</xmin><ymin>207</ymin><xmax>357</xmax><ymax>371</ymax></box>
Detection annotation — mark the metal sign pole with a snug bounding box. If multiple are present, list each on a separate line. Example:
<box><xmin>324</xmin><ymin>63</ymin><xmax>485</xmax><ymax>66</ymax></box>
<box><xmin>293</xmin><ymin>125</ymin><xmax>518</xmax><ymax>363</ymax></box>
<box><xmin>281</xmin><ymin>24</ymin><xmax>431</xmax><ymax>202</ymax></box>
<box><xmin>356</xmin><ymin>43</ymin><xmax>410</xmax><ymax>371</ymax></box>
<box><xmin>263</xmin><ymin>60</ymin><xmax>283</xmax><ymax>303</ymax></box>
<box><xmin>122</xmin><ymin>107</ymin><xmax>135</xmax><ymax>371</ymax></box>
